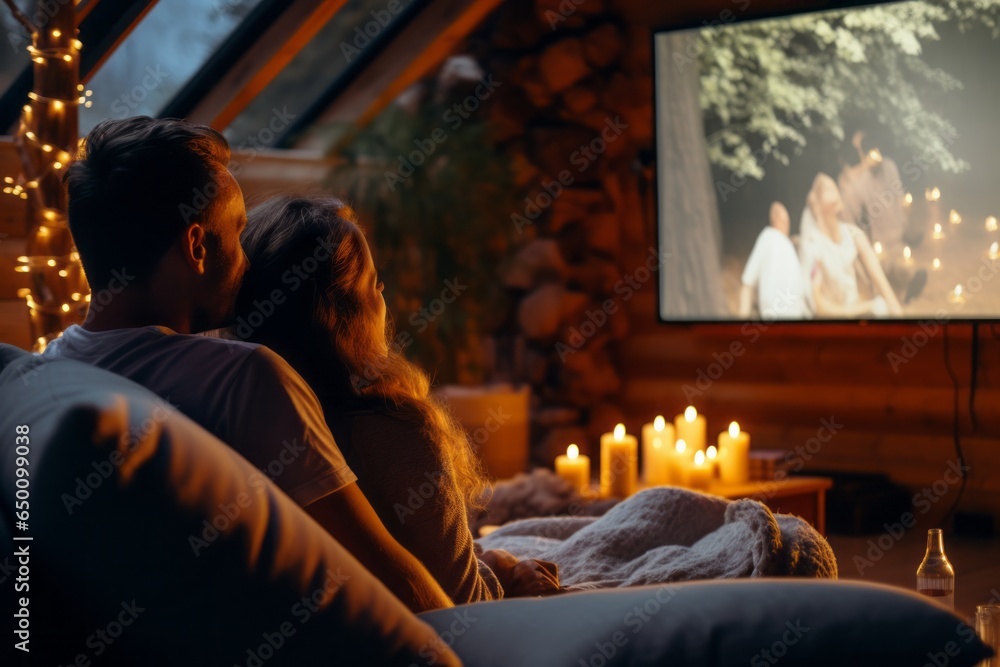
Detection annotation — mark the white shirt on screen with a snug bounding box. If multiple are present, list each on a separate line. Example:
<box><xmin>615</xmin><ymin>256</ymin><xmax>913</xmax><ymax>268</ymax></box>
<box><xmin>741</xmin><ymin>227</ymin><xmax>809</xmax><ymax>319</ymax></box>
<box><xmin>42</xmin><ymin>324</ymin><xmax>356</xmax><ymax>507</ymax></box>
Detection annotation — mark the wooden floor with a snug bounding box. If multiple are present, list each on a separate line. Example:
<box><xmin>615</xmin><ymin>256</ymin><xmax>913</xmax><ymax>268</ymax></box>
<box><xmin>827</xmin><ymin>531</ymin><xmax>1000</xmax><ymax>620</ymax></box>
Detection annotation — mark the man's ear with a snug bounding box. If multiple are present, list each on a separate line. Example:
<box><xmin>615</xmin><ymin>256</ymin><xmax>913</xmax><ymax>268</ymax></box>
<box><xmin>182</xmin><ymin>222</ymin><xmax>208</xmax><ymax>274</ymax></box>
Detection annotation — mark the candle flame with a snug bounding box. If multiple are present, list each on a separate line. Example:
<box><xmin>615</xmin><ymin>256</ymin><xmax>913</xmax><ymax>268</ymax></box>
<box><xmin>905</xmin><ymin>193</ymin><xmax>913</xmax><ymax>205</ymax></box>
<box><xmin>950</xmin><ymin>210</ymin><xmax>962</xmax><ymax>225</ymax></box>
<box><xmin>707</xmin><ymin>445</ymin><xmax>718</xmax><ymax>460</ymax></box>
<box><xmin>694</xmin><ymin>450</ymin><xmax>706</xmax><ymax>466</ymax></box>
<box><xmin>933</xmin><ymin>258</ymin><xmax>941</xmax><ymax>270</ymax></box>
<box><xmin>614</xmin><ymin>424</ymin><xmax>625</xmax><ymax>440</ymax></box>
<box><xmin>873</xmin><ymin>241</ymin><xmax>883</xmax><ymax>255</ymax></box>
<box><xmin>987</xmin><ymin>216</ymin><xmax>999</xmax><ymax>232</ymax></box>
<box><xmin>867</xmin><ymin>149</ymin><xmax>883</xmax><ymax>164</ymax></box>
<box><xmin>955</xmin><ymin>285</ymin><xmax>963</xmax><ymax>297</ymax></box>
<box><xmin>926</xmin><ymin>187</ymin><xmax>941</xmax><ymax>202</ymax></box>
<box><xmin>991</xmin><ymin>242</ymin><xmax>999</xmax><ymax>258</ymax></box>
<box><xmin>567</xmin><ymin>444</ymin><xmax>579</xmax><ymax>460</ymax></box>
<box><xmin>684</xmin><ymin>406</ymin><xmax>697</xmax><ymax>422</ymax></box>
<box><xmin>729</xmin><ymin>422</ymin><xmax>740</xmax><ymax>438</ymax></box>
<box><xmin>903</xmin><ymin>246</ymin><xmax>912</xmax><ymax>261</ymax></box>
<box><xmin>934</xmin><ymin>223</ymin><xmax>943</xmax><ymax>235</ymax></box>
<box><xmin>653</xmin><ymin>415</ymin><xmax>665</xmax><ymax>431</ymax></box>
<box><xmin>675</xmin><ymin>439</ymin><xmax>687</xmax><ymax>454</ymax></box>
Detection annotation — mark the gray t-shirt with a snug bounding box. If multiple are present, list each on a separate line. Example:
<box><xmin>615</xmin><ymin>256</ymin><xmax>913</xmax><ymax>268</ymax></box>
<box><xmin>42</xmin><ymin>324</ymin><xmax>356</xmax><ymax>506</ymax></box>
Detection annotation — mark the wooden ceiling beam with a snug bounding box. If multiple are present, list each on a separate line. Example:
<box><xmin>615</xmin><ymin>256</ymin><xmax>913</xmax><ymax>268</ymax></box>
<box><xmin>290</xmin><ymin>0</ymin><xmax>504</xmax><ymax>150</ymax></box>
<box><xmin>185</xmin><ymin>0</ymin><xmax>347</xmax><ymax>130</ymax></box>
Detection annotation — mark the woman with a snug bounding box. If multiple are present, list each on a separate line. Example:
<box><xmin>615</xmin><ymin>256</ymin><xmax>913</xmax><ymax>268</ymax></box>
<box><xmin>235</xmin><ymin>195</ymin><xmax>559</xmax><ymax>602</ymax></box>
<box><xmin>799</xmin><ymin>173</ymin><xmax>904</xmax><ymax>318</ymax></box>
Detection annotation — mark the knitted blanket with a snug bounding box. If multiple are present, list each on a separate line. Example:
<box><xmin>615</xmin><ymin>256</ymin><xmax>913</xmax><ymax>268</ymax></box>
<box><xmin>476</xmin><ymin>486</ymin><xmax>838</xmax><ymax>590</ymax></box>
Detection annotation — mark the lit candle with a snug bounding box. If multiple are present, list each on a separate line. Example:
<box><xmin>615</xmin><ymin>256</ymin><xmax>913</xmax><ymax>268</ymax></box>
<box><xmin>932</xmin><ymin>223</ymin><xmax>945</xmax><ymax>240</ymax></box>
<box><xmin>669</xmin><ymin>439</ymin><xmax>691</xmax><ymax>488</ymax></box>
<box><xmin>600</xmin><ymin>424</ymin><xmax>637</xmax><ymax>498</ymax></box>
<box><xmin>986</xmin><ymin>216</ymin><xmax>998</xmax><ymax>233</ymax></box>
<box><xmin>948</xmin><ymin>285</ymin><xmax>966</xmax><ymax>305</ymax></box>
<box><xmin>904</xmin><ymin>192</ymin><xmax>913</xmax><ymax>207</ymax></box>
<box><xmin>687</xmin><ymin>450</ymin><xmax>712</xmax><ymax>491</ymax></box>
<box><xmin>903</xmin><ymin>246</ymin><xmax>913</xmax><ymax>265</ymax></box>
<box><xmin>674</xmin><ymin>406</ymin><xmax>706</xmax><ymax>452</ymax></box>
<box><xmin>926</xmin><ymin>187</ymin><xmax>942</xmax><ymax>230</ymax></box>
<box><xmin>990</xmin><ymin>242</ymin><xmax>999</xmax><ymax>261</ymax></box>
<box><xmin>933</xmin><ymin>258</ymin><xmax>942</xmax><ymax>271</ymax></box>
<box><xmin>718</xmin><ymin>421</ymin><xmax>751</xmax><ymax>485</ymax></box>
<box><xmin>874</xmin><ymin>241</ymin><xmax>884</xmax><ymax>256</ymax></box>
<box><xmin>706</xmin><ymin>444</ymin><xmax>720</xmax><ymax>480</ymax></box>
<box><xmin>642</xmin><ymin>415</ymin><xmax>675</xmax><ymax>485</ymax></box>
<box><xmin>950</xmin><ymin>210</ymin><xmax>962</xmax><ymax>226</ymax></box>
<box><xmin>556</xmin><ymin>444</ymin><xmax>591</xmax><ymax>494</ymax></box>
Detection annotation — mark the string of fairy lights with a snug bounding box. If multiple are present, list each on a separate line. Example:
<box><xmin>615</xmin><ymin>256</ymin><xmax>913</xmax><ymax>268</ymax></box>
<box><xmin>2</xmin><ymin>17</ymin><xmax>92</xmax><ymax>351</ymax></box>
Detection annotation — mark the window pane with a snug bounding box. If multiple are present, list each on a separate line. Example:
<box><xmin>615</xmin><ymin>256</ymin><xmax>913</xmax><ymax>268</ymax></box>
<box><xmin>79</xmin><ymin>0</ymin><xmax>265</xmax><ymax>133</ymax></box>
<box><xmin>224</xmin><ymin>0</ymin><xmax>408</xmax><ymax>146</ymax></box>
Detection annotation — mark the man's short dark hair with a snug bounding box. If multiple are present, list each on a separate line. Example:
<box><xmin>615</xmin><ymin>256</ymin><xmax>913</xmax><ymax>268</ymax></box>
<box><xmin>65</xmin><ymin>117</ymin><xmax>231</xmax><ymax>289</ymax></box>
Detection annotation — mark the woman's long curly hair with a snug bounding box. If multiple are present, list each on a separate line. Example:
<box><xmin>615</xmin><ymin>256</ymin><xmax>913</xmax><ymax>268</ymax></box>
<box><xmin>236</xmin><ymin>195</ymin><xmax>489</xmax><ymax>511</ymax></box>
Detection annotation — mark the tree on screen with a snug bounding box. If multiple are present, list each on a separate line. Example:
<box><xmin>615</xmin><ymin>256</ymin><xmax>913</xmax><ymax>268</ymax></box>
<box><xmin>697</xmin><ymin>0</ymin><xmax>1000</xmax><ymax>180</ymax></box>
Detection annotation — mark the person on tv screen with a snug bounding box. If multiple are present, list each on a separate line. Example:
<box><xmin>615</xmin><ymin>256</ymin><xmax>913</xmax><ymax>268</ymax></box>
<box><xmin>738</xmin><ymin>202</ymin><xmax>809</xmax><ymax>320</ymax></box>
<box><xmin>799</xmin><ymin>173</ymin><xmax>904</xmax><ymax>318</ymax></box>
<box><xmin>837</xmin><ymin>128</ymin><xmax>927</xmax><ymax>304</ymax></box>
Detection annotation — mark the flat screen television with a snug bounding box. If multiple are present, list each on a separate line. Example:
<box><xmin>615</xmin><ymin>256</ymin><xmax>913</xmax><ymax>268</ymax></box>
<box><xmin>654</xmin><ymin>0</ymin><xmax>1000</xmax><ymax>323</ymax></box>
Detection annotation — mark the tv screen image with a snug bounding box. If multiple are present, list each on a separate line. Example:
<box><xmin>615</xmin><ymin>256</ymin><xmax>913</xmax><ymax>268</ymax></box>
<box><xmin>655</xmin><ymin>0</ymin><xmax>1000</xmax><ymax>322</ymax></box>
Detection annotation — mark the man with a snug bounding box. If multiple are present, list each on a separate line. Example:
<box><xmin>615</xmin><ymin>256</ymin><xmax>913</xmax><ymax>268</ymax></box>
<box><xmin>738</xmin><ymin>202</ymin><xmax>809</xmax><ymax>320</ymax></box>
<box><xmin>837</xmin><ymin>126</ymin><xmax>927</xmax><ymax>304</ymax></box>
<box><xmin>44</xmin><ymin>117</ymin><xmax>452</xmax><ymax>612</ymax></box>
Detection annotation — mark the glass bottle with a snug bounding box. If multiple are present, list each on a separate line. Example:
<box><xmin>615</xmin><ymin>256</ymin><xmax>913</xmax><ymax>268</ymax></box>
<box><xmin>917</xmin><ymin>529</ymin><xmax>955</xmax><ymax>611</ymax></box>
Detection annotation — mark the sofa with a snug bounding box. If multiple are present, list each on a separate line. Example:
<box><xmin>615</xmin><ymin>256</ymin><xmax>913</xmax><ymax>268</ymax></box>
<box><xmin>0</xmin><ymin>343</ymin><xmax>992</xmax><ymax>666</ymax></box>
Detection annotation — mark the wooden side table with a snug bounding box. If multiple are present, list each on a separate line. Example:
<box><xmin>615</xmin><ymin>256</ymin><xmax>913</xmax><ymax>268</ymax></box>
<box><xmin>708</xmin><ymin>477</ymin><xmax>833</xmax><ymax>535</ymax></box>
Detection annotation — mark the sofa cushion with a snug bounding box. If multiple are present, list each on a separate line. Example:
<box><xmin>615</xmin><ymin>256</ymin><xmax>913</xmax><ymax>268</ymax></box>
<box><xmin>0</xmin><ymin>346</ymin><xmax>457</xmax><ymax>666</ymax></box>
<box><xmin>420</xmin><ymin>579</ymin><xmax>992</xmax><ymax>667</ymax></box>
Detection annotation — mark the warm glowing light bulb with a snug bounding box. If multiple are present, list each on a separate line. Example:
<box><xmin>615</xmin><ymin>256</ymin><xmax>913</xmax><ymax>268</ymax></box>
<box><xmin>675</xmin><ymin>439</ymin><xmax>687</xmax><ymax>454</ymax></box>
<box><xmin>53</xmin><ymin>161</ymin><xmax>62</xmax><ymax>170</ymax></box>
<box><xmin>22</xmin><ymin>104</ymin><xmax>30</xmax><ymax>113</ymax></box>
<box><xmin>62</xmin><ymin>54</ymin><xmax>72</xmax><ymax>62</ymax></box>
<box><xmin>694</xmin><ymin>450</ymin><xmax>706</xmax><ymax>466</ymax></box>
<box><xmin>46</xmin><ymin>259</ymin><xmax>56</xmax><ymax>267</ymax></box>
<box><xmin>706</xmin><ymin>445</ymin><xmax>718</xmax><ymax>460</ymax></box>
<box><xmin>729</xmin><ymin>422</ymin><xmax>740</xmax><ymax>438</ymax></box>
<box><xmin>51</xmin><ymin>29</ymin><xmax>61</xmax><ymax>38</ymax></box>
<box><xmin>61</xmin><ymin>303</ymin><xmax>69</xmax><ymax>312</ymax></box>
<box><xmin>58</xmin><ymin>269</ymin><xmax>67</xmax><ymax>277</ymax></box>
<box><xmin>653</xmin><ymin>415</ymin><xmax>665</xmax><ymax>431</ymax></box>
<box><xmin>71</xmin><ymin>292</ymin><xmax>80</xmax><ymax>301</ymax></box>
<box><xmin>567</xmin><ymin>444</ymin><xmax>579</xmax><ymax>460</ymax></box>
<box><xmin>684</xmin><ymin>406</ymin><xmax>697</xmax><ymax>423</ymax></box>
<box><xmin>41</xmin><ymin>144</ymin><xmax>52</xmax><ymax>152</ymax></box>
<box><xmin>52</xmin><ymin>101</ymin><xmax>63</xmax><ymax>113</ymax></box>
<box><xmin>72</xmin><ymin>39</ymin><xmax>83</xmax><ymax>50</ymax></box>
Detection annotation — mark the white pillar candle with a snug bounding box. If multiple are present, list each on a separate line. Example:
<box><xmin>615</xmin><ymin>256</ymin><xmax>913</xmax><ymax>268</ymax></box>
<box><xmin>668</xmin><ymin>438</ymin><xmax>692</xmax><ymax>487</ymax></box>
<box><xmin>642</xmin><ymin>415</ymin><xmax>675</xmax><ymax>485</ymax></box>
<box><xmin>687</xmin><ymin>450</ymin><xmax>712</xmax><ymax>491</ymax></box>
<box><xmin>706</xmin><ymin>445</ymin><xmax>720</xmax><ymax>480</ymax></box>
<box><xmin>674</xmin><ymin>406</ymin><xmax>706</xmax><ymax>453</ymax></box>
<box><xmin>718</xmin><ymin>421</ymin><xmax>751</xmax><ymax>484</ymax></box>
<box><xmin>556</xmin><ymin>444</ymin><xmax>590</xmax><ymax>494</ymax></box>
<box><xmin>600</xmin><ymin>424</ymin><xmax>637</xmax><ymax>498</ymax></box>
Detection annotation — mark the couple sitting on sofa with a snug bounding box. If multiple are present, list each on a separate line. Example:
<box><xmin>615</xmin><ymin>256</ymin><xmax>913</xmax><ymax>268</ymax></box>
<box><xmin>43</xmin><ymin>116</ymin><xmax>557</xmax><ymax>612</ymax></box>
